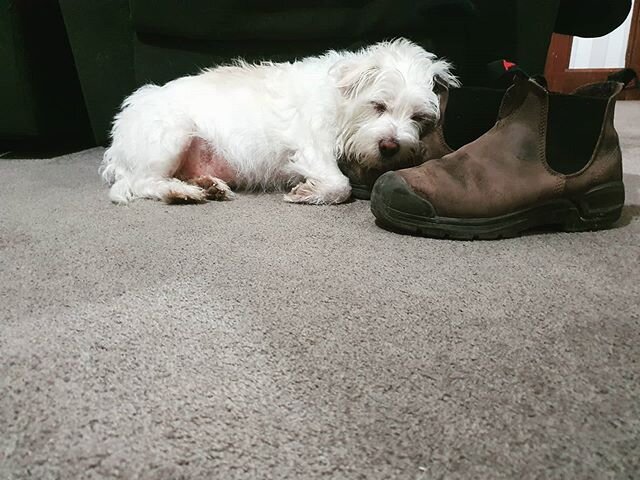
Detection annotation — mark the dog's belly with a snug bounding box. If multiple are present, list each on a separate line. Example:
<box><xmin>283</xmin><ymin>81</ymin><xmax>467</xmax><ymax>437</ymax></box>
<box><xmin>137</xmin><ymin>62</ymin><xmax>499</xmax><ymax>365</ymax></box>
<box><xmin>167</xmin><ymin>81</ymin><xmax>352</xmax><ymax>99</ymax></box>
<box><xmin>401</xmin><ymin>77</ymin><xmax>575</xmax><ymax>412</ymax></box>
<box><xmin>175</xmin><ymin>137</ymin><xmax>236</xmax><ymax>185</ymax></box>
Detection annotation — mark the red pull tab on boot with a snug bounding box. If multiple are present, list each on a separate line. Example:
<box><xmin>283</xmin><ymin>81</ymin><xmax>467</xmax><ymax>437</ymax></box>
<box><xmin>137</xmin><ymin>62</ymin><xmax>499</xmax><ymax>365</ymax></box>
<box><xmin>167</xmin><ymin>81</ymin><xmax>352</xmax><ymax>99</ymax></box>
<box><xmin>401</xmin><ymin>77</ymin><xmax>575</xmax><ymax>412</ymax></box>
<box><xmin>502</xmin><ymin>60</ymin><xmax>517</xmax><ymax>71</ymax></box>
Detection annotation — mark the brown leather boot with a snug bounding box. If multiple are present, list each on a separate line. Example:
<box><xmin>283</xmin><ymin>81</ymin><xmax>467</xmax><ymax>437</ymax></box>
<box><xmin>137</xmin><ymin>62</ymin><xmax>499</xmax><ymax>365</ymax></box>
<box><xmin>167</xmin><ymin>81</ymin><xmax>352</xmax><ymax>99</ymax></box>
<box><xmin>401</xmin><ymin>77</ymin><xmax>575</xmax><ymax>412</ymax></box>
<box><xmin>341</xmin><ymin>86</ymin><xmax>505</xmax><ymax>199</ymax></box>
<box><xmin>370</xmin><ymin>78</ymin><xmax>626</xmax><ymax>239</ymax></box>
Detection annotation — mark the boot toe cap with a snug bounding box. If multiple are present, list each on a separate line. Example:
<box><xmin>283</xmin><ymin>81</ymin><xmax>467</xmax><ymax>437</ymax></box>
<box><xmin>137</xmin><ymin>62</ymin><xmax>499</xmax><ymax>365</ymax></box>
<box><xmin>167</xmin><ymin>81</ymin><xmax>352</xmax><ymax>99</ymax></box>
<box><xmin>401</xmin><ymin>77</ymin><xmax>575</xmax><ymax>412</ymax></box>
<box><xmin>371</xmin><ymin>172</ymin><xmax>436</xmax><ymax>220</ymax></box>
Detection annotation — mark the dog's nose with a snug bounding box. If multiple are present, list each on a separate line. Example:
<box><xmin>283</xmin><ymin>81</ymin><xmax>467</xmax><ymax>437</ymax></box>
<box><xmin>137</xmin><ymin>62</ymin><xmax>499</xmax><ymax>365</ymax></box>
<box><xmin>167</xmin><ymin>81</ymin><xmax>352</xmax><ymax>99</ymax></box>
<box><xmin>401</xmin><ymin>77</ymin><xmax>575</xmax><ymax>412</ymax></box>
<box><xmin>379</xmin><ymin>139</ymin><xmax>400</xmax><ymax>157</ymax></box>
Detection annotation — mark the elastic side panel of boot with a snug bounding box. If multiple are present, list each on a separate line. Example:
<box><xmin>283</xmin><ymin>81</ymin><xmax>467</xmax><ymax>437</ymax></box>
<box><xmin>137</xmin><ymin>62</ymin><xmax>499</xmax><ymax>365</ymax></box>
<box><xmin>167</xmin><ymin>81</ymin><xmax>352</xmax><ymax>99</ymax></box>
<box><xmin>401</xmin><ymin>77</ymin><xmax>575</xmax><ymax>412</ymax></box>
<box><xmin>444</xmin><ymin>87</ymin><xmax>506</xmax><ymax>150</ymax></box>
<box><xmin>546</xmin><ymin>94</ymin><xmax>609</xmax><ymax>175</ymax></box>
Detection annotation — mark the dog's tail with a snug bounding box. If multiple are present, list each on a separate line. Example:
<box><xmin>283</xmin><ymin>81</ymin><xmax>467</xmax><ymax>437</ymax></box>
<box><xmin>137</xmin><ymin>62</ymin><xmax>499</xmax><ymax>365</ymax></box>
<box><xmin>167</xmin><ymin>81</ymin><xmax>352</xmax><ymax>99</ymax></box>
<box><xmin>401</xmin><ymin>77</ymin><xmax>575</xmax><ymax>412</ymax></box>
<box><xmin>100</xmin><ymin>144</ymin><xmax>139</xmax><ymax>203</ymax></box>
<box><xmin>100</xmin><ymin>147</ymin><xmax>132</xmax><ymax>203</ymax></box>
<box><xmin>100</xmin><ymin>146</ymin><xmax>120</xmax><ymax>185</ymax></box>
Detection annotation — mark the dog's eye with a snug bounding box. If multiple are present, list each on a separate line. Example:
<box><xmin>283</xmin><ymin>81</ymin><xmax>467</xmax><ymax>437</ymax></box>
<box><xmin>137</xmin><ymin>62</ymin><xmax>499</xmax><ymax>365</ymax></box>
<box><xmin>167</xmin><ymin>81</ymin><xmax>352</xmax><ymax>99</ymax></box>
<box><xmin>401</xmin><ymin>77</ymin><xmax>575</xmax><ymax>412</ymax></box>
<box><xmin>411</xmin><ymin>113</ymin><xmax>428</xmax><ymax>123</ymax></box>
<box><xmin>372</xmin><ymin>102</ymin><xmax>387</xmax><ymax>114</ymax></box>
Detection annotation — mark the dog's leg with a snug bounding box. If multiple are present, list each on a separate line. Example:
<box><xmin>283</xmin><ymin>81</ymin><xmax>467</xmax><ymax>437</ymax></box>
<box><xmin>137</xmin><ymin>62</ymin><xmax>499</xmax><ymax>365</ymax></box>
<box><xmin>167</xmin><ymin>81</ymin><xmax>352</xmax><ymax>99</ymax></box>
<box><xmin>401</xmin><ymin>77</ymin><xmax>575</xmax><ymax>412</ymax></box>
<box><xmin>109</xmin><ymin>177</ymin><xmax>207</xmax><ymax>204</ymax></box>
<box><xmin>284</xmin><ymin>147</ymin><xmax>351</xmax><ymax>205</ymax></box>
<box><xmin>104</xmin><ymin>84</ymin><xmax>221</xmax><ymax>205</ymax></box>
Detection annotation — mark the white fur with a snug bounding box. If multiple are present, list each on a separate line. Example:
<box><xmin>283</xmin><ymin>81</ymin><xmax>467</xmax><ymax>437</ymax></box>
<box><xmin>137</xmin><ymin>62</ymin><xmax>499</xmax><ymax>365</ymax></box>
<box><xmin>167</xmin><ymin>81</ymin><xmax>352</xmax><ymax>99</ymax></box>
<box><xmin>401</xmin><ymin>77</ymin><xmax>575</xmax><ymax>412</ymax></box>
<box><xmin>101</xmin><ymin>38</ymin><xmax>459</xmax><ymax>205</ymax></box>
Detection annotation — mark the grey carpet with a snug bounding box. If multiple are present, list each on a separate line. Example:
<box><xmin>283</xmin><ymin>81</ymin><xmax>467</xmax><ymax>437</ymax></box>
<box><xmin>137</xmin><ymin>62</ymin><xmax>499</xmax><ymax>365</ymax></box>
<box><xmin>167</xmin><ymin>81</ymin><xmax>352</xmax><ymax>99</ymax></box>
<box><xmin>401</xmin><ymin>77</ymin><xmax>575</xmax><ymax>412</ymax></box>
<box><xmin>1</xmin><ymin>102</ymin><xmax>639</xmax><ymax>480</ymax></box>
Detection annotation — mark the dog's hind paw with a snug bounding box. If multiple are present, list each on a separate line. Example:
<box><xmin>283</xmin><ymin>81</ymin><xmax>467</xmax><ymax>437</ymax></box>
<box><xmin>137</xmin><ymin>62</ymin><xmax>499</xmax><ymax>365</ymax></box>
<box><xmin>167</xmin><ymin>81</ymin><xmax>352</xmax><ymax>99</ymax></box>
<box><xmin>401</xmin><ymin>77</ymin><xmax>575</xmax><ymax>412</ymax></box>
<box><xmin>188</xmin><ymin>175</ymin><xmax>235</xmax><ymax>201</ymax></box>
<box><xmin>164</xmin><ymin>186</ymin><xmax>207</xmax><ymax>204</ymax></box>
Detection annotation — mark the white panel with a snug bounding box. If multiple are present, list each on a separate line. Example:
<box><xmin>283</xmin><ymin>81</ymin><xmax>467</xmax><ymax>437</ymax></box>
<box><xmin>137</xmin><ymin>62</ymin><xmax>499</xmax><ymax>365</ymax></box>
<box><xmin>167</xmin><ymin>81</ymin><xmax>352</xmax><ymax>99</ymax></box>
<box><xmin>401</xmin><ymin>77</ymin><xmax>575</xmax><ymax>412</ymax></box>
<box><xmin>569</xmin><ymin>0</ymin><xmax>634</xmax><ymax>69</ymax></box>
<box><xmin>569</xmin><ymin>36</ymin><xmax>592</xmax><ymax>68</ymax></box>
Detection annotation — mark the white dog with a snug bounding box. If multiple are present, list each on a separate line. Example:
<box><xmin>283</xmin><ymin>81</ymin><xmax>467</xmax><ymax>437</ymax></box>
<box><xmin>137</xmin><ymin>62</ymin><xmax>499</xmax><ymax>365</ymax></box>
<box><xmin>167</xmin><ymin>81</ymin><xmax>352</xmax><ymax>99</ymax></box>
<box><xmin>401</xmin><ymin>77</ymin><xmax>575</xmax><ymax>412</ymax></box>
<box><xmin>101</xmin><ymin>38</ymin><xmax>458</xmax><ymax>205</ymax></box>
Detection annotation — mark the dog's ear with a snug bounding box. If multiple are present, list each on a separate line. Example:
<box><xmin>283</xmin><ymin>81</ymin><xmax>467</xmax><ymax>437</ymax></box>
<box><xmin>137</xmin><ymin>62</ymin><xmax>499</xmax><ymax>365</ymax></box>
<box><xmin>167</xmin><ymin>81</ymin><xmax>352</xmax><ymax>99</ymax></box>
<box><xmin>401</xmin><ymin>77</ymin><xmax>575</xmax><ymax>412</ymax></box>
<box><xmin>331</xmin><ymin>57</ymin><xmax>380</xmax><ymax>98</ymax></box>
<box><xmin>431</xmin><ymin>59</ymin><xmax>461</xmax><ymax>93</ymax></box>
<box><xmin>429</xmin><ymin>60</ymin><xmax>459</xmax><ymax>122</ymax></box>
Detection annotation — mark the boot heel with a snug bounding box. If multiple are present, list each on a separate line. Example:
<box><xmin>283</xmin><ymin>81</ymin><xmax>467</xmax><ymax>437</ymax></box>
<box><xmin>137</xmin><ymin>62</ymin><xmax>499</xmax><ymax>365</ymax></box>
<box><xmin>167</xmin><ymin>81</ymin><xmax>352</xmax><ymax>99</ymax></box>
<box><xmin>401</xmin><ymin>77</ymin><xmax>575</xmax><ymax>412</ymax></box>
<box><xmin>562</xmin><ymin>181</ymin><xmax>625</xmax><ymax>231</ymax></box>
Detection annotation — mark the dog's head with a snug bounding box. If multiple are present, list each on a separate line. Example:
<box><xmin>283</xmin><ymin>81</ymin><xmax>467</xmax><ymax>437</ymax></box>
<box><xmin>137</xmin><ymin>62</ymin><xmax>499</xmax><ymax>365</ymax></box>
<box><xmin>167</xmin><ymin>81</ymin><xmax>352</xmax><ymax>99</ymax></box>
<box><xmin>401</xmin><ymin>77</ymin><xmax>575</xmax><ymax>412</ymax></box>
<box><xmin>332</xmin><ymin>38</ymin><xmax>459</xmax><ymax>168</ymax></box>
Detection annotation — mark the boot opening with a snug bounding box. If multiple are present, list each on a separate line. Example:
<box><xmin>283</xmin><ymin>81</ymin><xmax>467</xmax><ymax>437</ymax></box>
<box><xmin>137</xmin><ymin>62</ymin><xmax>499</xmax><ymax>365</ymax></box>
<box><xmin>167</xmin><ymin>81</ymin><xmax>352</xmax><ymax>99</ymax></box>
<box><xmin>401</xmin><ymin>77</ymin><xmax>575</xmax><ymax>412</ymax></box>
<box><xmin>546</xmin><ymin>93</ymin><xmax>609</xmax><ymax>175</ymax></box>
<box><xmin>444</xmin><ymin>87</ymin><xmax>505</xmax><ymax>150</ymax></box>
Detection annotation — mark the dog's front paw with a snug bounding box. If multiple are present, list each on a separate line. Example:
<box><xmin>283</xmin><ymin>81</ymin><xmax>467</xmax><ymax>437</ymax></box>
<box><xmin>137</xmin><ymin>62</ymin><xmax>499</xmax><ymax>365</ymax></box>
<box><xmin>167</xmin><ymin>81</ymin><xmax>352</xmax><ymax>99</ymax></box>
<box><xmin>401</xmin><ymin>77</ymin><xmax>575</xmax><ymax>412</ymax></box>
<box><xmin>284</xmin><ymin>179</ymin><xmax>351</xmax><ymax>205</ymax></box>
<box><xmin>284</xmin><ymin>180</ymin><xmax>318</xmax><ymax>204</ymax></box>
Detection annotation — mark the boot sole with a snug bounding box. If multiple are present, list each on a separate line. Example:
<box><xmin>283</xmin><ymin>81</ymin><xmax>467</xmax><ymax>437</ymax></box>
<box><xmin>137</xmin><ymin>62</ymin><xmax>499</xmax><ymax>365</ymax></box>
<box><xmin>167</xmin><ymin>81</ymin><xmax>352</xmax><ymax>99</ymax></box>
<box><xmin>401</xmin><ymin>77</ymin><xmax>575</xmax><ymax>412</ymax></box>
<box><xmin>371</xmin><ymin>180</ymin><xmax>625</xmax><ymax>240</ymax></box>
